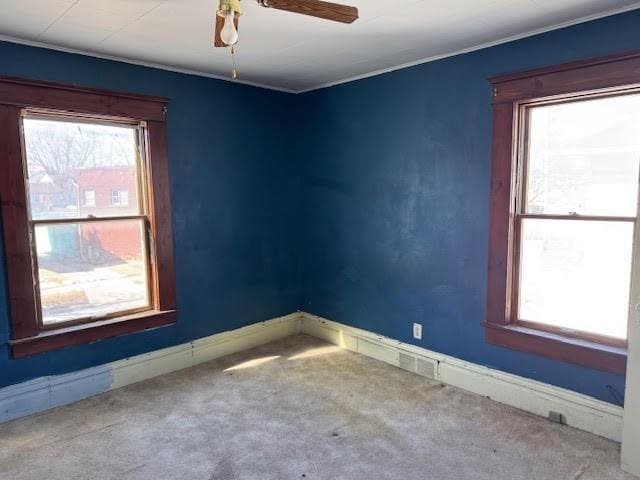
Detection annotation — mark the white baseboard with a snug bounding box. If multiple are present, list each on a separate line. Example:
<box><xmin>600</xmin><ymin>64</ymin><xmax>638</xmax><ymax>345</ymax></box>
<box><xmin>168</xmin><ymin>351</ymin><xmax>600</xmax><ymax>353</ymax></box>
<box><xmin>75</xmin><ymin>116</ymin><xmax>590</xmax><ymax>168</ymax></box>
<box><xmin>299</xmin><ymin>312</ymin><xmax>624</xmax><ymax>442</ymax></box>
<box><xmin>0</xmin><ymin>313</ymin><xmax>301</xmax><ymax>423</ymax></box>
<box><xmin>0</xmin><ymin>310</ymin><xmax>624</xmax><ymax>444</ymax></box>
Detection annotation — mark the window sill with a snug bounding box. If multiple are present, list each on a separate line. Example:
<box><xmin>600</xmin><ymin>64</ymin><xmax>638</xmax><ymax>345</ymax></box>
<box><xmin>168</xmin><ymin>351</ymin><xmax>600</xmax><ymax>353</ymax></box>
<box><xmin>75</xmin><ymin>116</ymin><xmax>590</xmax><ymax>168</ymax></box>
<box><xmin>10</xmin><ymin>310</ymin><xmax>177</xmax><ymax>358</ymax></box>
<box><xmin>484</xmin><ymin>322</ymin><xmax>627</xmax><ymax>375</ymax></box>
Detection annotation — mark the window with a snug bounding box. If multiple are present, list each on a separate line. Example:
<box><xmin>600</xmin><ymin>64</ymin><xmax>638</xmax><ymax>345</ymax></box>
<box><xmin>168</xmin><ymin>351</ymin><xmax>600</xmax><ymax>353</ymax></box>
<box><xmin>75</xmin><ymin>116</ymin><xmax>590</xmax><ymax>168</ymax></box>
<box><xmin>0</xmin><ymin>76</ymin><xmax>176</xmax><ymax>357</ymax></box>
<box><xmin>23</xmin><ymin>114</ymin><xmax>150</xmax><ymax>326</ymax></box>
<box><xmin>485</xmin><ymin>51</ymin><xmax>640</xmax><ymax>374</ymax></box>
<box><xmin>83</xmin><ymin>189</ymin><xmax>96</xmax><ymax>207</ymax></box>
<box><xmin>517</xmin><ymin>96</ymin><xmax>638</xmax><ymax>341</ymax></box>
<box><xmin>111</xmin><ymin>189</ymin><xmax>129</xmax><ymax>206</ymax></box>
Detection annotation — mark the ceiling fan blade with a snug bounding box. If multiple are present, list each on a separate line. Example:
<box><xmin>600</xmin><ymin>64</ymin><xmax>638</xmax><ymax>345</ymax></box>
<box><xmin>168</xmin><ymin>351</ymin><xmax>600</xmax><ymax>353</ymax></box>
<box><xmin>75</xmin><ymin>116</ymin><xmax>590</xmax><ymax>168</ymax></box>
<box><xmin>213</xmin><ymin>14</ymin><xmax>240</xmax><ymax>47</ymax></box>
<box><xmin>262</xmin><ymin>0</ymin><xmax>358</xmax><ymax>24</ymax></box>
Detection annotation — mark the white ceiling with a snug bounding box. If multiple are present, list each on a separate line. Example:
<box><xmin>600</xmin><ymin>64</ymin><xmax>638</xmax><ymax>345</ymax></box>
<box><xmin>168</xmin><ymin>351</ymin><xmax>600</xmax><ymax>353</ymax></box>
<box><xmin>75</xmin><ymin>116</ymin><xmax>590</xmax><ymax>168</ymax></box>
<box><xmin>0</xmin><ymin>0</ymin><xmax>639</xmax><ymax>92</ymax></box>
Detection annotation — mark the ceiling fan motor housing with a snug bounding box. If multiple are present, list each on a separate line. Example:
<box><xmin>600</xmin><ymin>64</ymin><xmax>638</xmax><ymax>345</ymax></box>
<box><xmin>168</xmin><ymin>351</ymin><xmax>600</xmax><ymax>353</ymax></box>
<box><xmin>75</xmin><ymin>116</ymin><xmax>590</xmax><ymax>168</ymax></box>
<box><xmin>218</xmin><ymin>0</ymin><xmax>242</xmax><ymax>16</ymax></box>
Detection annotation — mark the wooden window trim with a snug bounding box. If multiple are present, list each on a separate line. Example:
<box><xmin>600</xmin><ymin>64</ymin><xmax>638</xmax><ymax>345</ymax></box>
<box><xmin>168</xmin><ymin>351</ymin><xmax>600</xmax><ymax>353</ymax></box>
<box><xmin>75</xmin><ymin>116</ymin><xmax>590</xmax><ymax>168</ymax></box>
<box><xmin>485</xmin><ymin>50</ymin><xmax>640</xmax><ymax>375</ymax></box>
<box><xmin>0</xmin><ymin>76</ymin><xmax>176</xmax><ymax>358</ymax></box>
<box><xmin>11</xmin><ymin>310</ymin><xmax>177</xmax><ymax>358</ymax></box>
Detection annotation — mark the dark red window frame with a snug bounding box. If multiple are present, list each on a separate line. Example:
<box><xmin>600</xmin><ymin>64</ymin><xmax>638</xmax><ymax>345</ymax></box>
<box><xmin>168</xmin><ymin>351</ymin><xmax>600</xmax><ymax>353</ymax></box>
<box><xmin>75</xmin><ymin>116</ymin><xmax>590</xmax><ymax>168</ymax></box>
<box><xmin>485</xmin><ymin>51</ymin><xmax>640</xmax><ymax>375</ymax></box>
<box><xmin>0</xmin><ymin>76</ymin><xmax>177</xmax><ymax>358</ymax></box>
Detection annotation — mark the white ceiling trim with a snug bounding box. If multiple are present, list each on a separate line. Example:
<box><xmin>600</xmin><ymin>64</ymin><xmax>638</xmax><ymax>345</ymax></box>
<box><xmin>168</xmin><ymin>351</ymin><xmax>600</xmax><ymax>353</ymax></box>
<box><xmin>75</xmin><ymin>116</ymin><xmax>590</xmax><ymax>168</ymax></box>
<box><xmin>0</xmin><ymin>33</ymin><xmax>299</xmax><ymax>94</ymax></box>
<box><xmin>297</xmin><ymin>2</ymin><xmax>640</xmax><ymax>93</ymax></box>
<box><xmin>1</xmin><ymin>2</ymin><xmax>639</xmax><ymax>95</ymax></box>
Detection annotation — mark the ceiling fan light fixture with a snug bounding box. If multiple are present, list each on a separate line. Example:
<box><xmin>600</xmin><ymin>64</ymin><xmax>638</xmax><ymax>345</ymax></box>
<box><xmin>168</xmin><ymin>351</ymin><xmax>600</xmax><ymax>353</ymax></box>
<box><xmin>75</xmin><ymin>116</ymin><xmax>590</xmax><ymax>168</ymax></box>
<box><xmin>212</xmin><ymin>0</ymin><xmax>358</xmax><ymax>80</ymax></box>
<box><xmin>220</xmin><ymin>10</ymin><xmax>239</xmax><ymax>45</ymax></box>
<box><xmin>217</xmin><ymin>0</ymin><xmax>242</xmax><ymax>46</ymax></box>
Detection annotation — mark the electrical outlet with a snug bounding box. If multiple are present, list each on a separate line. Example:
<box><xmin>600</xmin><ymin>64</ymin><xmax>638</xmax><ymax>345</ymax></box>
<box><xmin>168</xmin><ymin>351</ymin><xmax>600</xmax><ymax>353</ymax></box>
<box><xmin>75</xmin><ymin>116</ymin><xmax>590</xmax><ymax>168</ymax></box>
<box><xmin>413</xmin><ymin>323</ymin><xmax>422</xmax><ymax>340</ymax></box>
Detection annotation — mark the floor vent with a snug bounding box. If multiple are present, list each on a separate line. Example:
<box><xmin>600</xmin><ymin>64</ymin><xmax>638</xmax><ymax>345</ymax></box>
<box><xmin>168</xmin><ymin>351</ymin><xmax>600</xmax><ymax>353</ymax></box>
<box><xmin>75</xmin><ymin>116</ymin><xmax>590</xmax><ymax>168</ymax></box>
<box><xmin>416</xmin><ymin>358</ymin><xmax>437</xmax><ymax>379</ymax></box>
<box><xmin>399</xmin><ymin>352</ymin><xmax>416</xmax><ymax>372</ymax></box>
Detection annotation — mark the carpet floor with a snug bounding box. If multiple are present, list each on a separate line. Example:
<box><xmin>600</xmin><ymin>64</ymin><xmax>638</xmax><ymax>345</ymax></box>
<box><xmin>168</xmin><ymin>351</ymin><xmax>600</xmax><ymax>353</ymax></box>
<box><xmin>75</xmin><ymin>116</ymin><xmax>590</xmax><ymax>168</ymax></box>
<box><xmin>0</xmin><ymin>334</ymin><xmax>633</xmax><ymax>480</ymax></box>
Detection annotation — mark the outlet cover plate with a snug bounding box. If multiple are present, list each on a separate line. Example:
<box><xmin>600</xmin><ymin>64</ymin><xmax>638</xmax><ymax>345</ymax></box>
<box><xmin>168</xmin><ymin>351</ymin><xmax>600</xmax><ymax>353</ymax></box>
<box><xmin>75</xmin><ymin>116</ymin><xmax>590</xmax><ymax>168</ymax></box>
<box><xmin>413</xmin><ymin>323</ymin><xmax>422</xmax><ymax>340</ymax></box>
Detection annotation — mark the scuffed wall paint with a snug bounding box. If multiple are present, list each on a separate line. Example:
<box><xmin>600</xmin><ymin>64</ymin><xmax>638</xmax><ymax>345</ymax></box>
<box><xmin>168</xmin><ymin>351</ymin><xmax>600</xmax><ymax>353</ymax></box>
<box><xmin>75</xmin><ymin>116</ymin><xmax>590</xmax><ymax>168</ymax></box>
<box><xmin>0</xmin><ymin>314</ymin><xmax>300</xmax><ymax>422</ymax></box>
<box><xmin>0</xmin><ymin>365</ymin><xmax>113</xmax><ymax>422</ymax></box>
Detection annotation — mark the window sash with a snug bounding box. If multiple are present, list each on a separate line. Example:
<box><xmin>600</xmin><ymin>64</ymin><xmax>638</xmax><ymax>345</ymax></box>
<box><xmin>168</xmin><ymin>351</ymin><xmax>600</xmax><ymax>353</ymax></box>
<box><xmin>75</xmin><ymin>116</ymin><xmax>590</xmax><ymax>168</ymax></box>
<box><xmin>518</xmin><ymin>98</ymin><xmax>640</xmax><ymax>219</ymax></box>
<box><xmin>509</xmin><ymin>98</ymin><xmax>639</xmax><ymax>346</ymax></box>
<box><xmin>19</xmin><ymin>112</ymin><xmax>156</xmax><ymax>331</ymax></box>
<box><xmin>28</xmin><ymin>212</ymin><xmax>155</xmax><ymax>330</ymax></box>
<box><xmin>510</xmin><ymin>215</ymin><xmax>634</xmax><ymax>346</ymax></box>
<box><xmin>20</xmin><ymin>110</ymin><xmax>149</xmax><ymax>221</ymax></box>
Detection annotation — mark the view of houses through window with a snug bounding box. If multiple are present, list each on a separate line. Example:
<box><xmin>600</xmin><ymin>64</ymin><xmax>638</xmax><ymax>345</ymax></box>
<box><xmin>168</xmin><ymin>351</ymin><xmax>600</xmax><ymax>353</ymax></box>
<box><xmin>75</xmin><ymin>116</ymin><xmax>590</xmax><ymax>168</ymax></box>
<box><xmin>23</xmin><ymin>114</ymin><xmax>151</xmax><ymax>325</ymax></box>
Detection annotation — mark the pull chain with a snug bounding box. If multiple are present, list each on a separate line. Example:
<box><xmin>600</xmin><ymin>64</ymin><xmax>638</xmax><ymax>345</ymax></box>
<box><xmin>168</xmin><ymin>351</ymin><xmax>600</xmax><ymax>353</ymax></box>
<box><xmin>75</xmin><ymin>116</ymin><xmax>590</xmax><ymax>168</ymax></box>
<box><xmin>230</xmin><ymin>45</ymin><xmax>238</xmax><ymax>79</ymax></box>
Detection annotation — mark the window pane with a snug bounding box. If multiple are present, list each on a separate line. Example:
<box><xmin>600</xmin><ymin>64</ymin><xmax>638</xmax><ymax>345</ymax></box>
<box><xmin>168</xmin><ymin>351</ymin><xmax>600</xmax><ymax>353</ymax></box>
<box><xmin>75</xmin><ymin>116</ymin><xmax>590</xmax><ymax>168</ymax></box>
<box><xmin>23</xmin><ymin>116</ymin><xmax>142</xmax><ymax>220</ymax></box>
<box><xmin>525</xmin><ymin>94</ymin><xmax>640</xmax><ymax>216</ymax></box>
<box><xmin>35</xmin><ymin>219</ymin><xmax>150</xmax><ymax>325</ymax></box>
<box><xmin>518</xmin><ymin>218</ymin><xmax>633</xmax><ymax>339</ymax></box>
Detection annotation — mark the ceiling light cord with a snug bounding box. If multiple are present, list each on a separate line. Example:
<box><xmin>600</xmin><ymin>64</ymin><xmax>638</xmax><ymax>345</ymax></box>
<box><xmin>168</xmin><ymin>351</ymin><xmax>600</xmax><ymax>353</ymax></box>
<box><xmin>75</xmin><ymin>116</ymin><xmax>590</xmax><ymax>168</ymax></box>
<box><xmin>231</xmin><ymin>45</ymin><xmax>238</xmax><ymax>79</ymax></box>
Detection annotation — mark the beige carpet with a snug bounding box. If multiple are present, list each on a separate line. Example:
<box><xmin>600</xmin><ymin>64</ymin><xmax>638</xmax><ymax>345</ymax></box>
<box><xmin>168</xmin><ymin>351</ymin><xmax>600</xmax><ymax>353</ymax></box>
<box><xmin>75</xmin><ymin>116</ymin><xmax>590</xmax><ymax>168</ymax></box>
<box><xmin>0</xmin><ymin>334</ymin><xmax>633</xmax><ymax>480</ymax></box>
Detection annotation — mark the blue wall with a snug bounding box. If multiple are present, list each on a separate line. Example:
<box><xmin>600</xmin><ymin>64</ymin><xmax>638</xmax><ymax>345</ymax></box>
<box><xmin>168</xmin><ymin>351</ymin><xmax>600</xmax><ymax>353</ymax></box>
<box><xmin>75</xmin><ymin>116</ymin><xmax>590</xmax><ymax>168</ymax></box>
<box><xmin>298</xmin><ymin>10</ymin><xmax>640</xmax><ymax>404</ymax></box>
<box><xmin>0</xmin><ymin>41</ymin><xmax>302</xmax><ymax>388</ymax></box>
